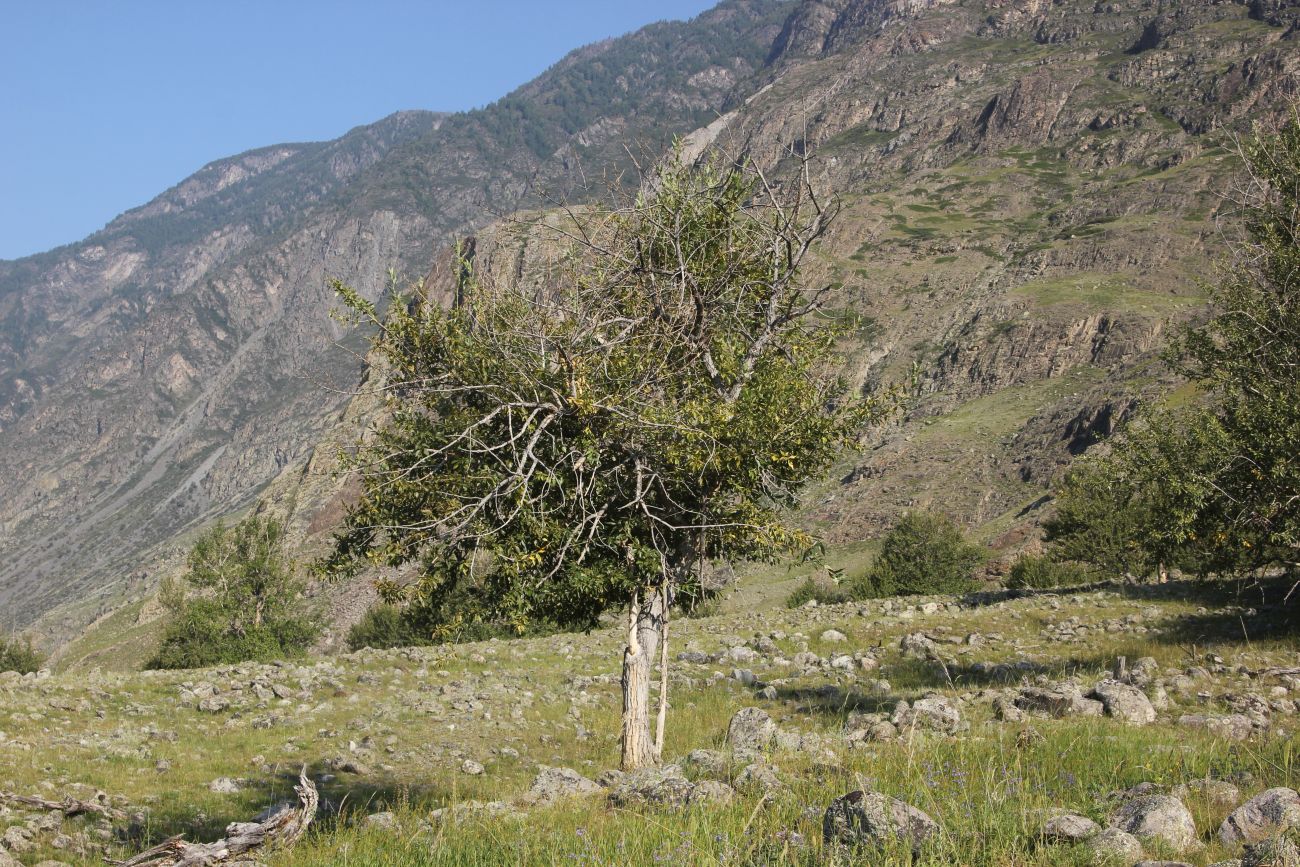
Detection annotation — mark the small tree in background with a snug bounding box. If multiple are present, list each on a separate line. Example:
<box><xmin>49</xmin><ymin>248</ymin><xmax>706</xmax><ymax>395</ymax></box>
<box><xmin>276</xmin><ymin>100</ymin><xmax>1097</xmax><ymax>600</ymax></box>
<box><xmin>326</xmin><ymin>149</ymin><xmax>889</xmax><ymax>769</ymax></box>
<box><xmin>857</xmin><ymin>512</ymin><xmax>984</xmax><ymax>597</ymax></box>
<box><xmin>1046</xmin><ymin>112</ymin><xmax>1300</xmax><ymax>580</ymax></box>
<box><xmin>0</xmin><ymin>635</ymin><xmax>44</xmax><ymax>674</ymax></box>
<box><xmin>150</xmin><ymin>512</ymin><xmax>318</xmax><ymax>670</ymax></box>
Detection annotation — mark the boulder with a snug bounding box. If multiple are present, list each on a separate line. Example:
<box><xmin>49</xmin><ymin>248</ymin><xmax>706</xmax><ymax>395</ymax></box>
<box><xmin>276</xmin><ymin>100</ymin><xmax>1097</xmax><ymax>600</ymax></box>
<box><xmin>526</xmin><ymin>767</ymin><xmax>601</xmax><ymax>803</ymax></box>
<box><xmin>1243</xmin><ymin>835</ymin><xmax>1300</xmax><ymax>867</ymax></box>
<box><xmin>1041</xmin><ymin>811</ymin><xmax>1101</xmax><ymax>842</ymax></box>
<box><xmin>1220</xmin><ymin>788</ymin><xmax>1300</xmax><ymax>847</ymax></box>
<box><xmin>726</xmin><ymin>707</ymin><xmax>777</xmax><ymax>753</ymax></box>
<box><xmin>1086</xmin><ymin>828</ymin><xmax>1144</xmax><ymax>864</ymax></box>
<box><xmin>1179</xmin><ymin>714</ymin><xmax>1254</xmax><ymax>741</ymax></box>
<box><xmin>607</xmin><ymin>766</ymin><xmax>695</xmax><ymax>808</ymax></box>
<box><xmin>1090</xmin><ymin>680</ymin><xmax>1157</xmax><ymax>725</ymax></box>
<box><xmin>822</xmin><ymin>790</ymin><xmax>940</xmax><ymax>853</ymax></box>
<box><xmin>1111</xmin><ymin>795</ymin><xmax>1197</xmax><ymax>851</ymax></box>
<box><xmin>892</xmin><ymin>696</ymin><xmax>963</xmax><ymax>734</ymax></box>
<box><xmin>1015</xmin><ymin>685</ymin><xmax>1104</xmax><ymax>718</ymax></box>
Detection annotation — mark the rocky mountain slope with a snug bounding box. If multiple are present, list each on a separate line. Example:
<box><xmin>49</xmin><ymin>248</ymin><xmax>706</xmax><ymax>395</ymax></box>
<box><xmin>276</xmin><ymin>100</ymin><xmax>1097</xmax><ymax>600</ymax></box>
<box><xmin>0</xmin><ymin>1</ymin><xmax>796</xmax><ymax>640</ymax></box>
<box><xmin>4</xmin><ymin>0</ymin><xmax>1299</xmax><ymax>652</ymax></box>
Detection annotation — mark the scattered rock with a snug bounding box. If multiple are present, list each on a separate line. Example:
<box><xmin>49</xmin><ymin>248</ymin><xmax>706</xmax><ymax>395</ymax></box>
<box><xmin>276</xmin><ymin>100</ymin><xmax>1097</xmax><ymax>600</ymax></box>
<box><xmin>461</xmin><ymin>760</ymin><xmax>485</xmax><ymax>776</ymax></box>
<box><xmin>1179</xmin><ymin>714</ymin><xmax>1254</xmax><ymax>741</ymax></box>
<box><xmin>1111</xmin><ymin>795</ymin><xmax>1197</xmax><ymax>851</ymax></box>
<box><xmin>822</xmin><ymin>790</ymin><xmax>940</xmax><ymax>853</ymax></box>
<box><xmin>1243</xmin><ymin>835</ymin><xmax>1300</xmax><ymax>867</ymax></box>
<box><xmin>821</xmin><ymin>630</ymin><xmax>847</xmax><ymax>643</ymax></box>
<box><xmin>1041</xmin><ymin>811</ymin><xmax>1101</xmax><ymax>842</ymax></box>
<box><xmin>1090</xmin><ymin>680</ymin><xmax>1157</xmax><ymax>725</ymax></box>
<box><xmin>526</xmin><ymin>767</ymin><xmax>601</xmax><ymax>803</ymax></box>
<box><xmin>1220</xmin><ymin>788</ymin><xmax>1300</xmax><ymax>847</ymax></box>
<box><xmin>208</xmin><ymin>777</ymin><xmax>242</xmax><ymax>794</ymax></box>
<box><xmin>726</xmin><ymin>707</ymin><xmax>776</xmax><ymax>754</ymax></box>
<box><xmin>1086</xmin><ymin>827</ymin><xmax>1144</xmax><ymax>864</ymax></box>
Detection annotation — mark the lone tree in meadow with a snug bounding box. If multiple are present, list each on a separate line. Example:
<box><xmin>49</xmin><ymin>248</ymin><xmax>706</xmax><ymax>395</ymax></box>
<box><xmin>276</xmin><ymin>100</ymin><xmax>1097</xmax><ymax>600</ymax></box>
<box><xmin>326</xmin><ymin>150</ymin><xmax>884</xmax><ymax>769</ymax></box>
<box><xmin>1047</xmin><ymin>111</ymin><xmax>1300</xmax><ymax>580</ymax></box>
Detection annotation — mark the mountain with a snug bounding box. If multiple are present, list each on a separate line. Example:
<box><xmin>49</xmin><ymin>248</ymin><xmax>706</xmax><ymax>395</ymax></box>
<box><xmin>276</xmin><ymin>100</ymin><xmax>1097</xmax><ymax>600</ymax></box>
<box><xmin>0</xmin><ymin>0</ymin><xmax>797</xmax><ymax>640</ymax></box>
<box><xmin>4</xmin><ymin>0</ymin><xmax>1298</xmax><ymax>659</ymax></box>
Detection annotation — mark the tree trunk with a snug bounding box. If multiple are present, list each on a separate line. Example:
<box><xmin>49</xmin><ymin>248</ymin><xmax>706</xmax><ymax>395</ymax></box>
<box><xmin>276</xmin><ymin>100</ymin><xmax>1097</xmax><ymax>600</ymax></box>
<box><xmin>620</xmin><ymin>588</ymin><xmax>666</xmax><ymax>770</ymax></box>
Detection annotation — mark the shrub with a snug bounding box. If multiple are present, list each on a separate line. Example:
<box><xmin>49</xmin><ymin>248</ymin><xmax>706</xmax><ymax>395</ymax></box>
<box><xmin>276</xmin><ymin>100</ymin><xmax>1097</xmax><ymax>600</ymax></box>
<box><xmin>785</xmin><ymin>577</ymin><xmax>852</xmax><ymax>608</ymax></box>
<box><xmin>148</xmin><ymin>512</ymin><xmax>319</xmax><ymax>670</ymax></box>
<box><xmin>860</xmin><ymin>512</ymin><xmax>984</xmax><ymax>597</ymax></box>
<box><xmin>347</xmin><ymin>604</ymin><xmax>422</xmax><ymax>651</ymax></box>
<box><xmin>0</xmin><ymin>635</ymin><xmax>43</xmax><ymax>674</ymax></box>
<box><xmin>1006</xmin><ymin>555</ymin><xmax>1095</xmax><ymax>590</ymax></box>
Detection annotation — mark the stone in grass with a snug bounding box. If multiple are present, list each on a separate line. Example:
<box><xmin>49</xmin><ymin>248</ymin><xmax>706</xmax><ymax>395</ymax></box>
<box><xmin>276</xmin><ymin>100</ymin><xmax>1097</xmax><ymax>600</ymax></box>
<box><xmin>727</xmin><ymin>707</ymin><xmax>777</xmax><ymax>754</ymax></box>
<box><xmin>1110</xmin><ymin>795</ymin><xmax>1198</xmax><ymax>851</ymax></box>
<box><xmin>821</xmin><ymin>629</ymin><xmax>848</xmax><ymax>643</ymax></box>
<box><xmin>527</xmin><ymin>767</ymin><xmax>601</xmax><ymax>803</ymax></box>
<box><xmin>363</xmin><ymin>811</ymin><xmax>398</xmax><ymax>830</ymax></box>
<box><xmin>822</xmin><ymin>790</ymin><xmax>939</xmax><ymax>853</ymax></box>
<box><xmin>1090</xmin><ymin>679</ymin><xmax>1157</xmax><ymax>725</ymax></box>
<box><xmin>685</xmin><ymin>780</ymin><xmax>735</xmax><ymax>807</ymax></box>
<box><xmin>461</xmin><ymin>760</ymin><xmax>485</xmax><ymax>776</ymax></box>
<box><xmin>1133</xmin><ymin>862</ymin><xmax>1195</xmax><ymax>867</ymax></box>
<box><xmin>734</xmin><ymin>762</ymin><xmax>785</xmax><ymax>795</ymax></box>
<box><xmin>208</xmin><ymin>777</ymin><xmax>242</xmax><ymax>794</ymax></box>
<box><xmin>683</xmin><ymin>749</ymin><xmax>729</xmax><ymax>780</ymax></box>
<box><xmin>1220</xmin><ymin>789</ymin><xmax>1300</xmax><ymax>847</ymax></box>
<box><xmin>1041</xmin><ymin>811</ymin><xmax>1101</xmax><ymax>843</ymax></box>
<box><xmin>1173</xmin><ymin>779</ymin><xmax>1242</xmax><ymax>811</ymax></box>
<box><xmin>607</xmin><ymin>766</ymin><xmax>696</xmax><ymax>808</ymax></box>
<box><xmin>0</xmin><ymin>848</ymin><xmax>20</xmax><ymax>867</ymax></box>
<box><xmin>1086</xmin><ymin>828</ymin><xmax>1144</xmax><ymax>864</ymax></box>
<box><xmin>1242</xmin><ymin>835</ymin><xmax>1300</xmax><ymax>867</ymax></box>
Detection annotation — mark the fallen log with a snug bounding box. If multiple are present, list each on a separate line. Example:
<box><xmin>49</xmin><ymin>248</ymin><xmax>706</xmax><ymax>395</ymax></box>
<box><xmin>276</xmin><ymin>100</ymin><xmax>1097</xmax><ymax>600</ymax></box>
<box><xmin>0</xmin><ymin>790</ymin><xmax>125</xmax><ymax>820</ymax></box>
<box><xmin>108</xmin><ymin>767</ymin><xmax>318</xmax><ymax>866</ymax></box>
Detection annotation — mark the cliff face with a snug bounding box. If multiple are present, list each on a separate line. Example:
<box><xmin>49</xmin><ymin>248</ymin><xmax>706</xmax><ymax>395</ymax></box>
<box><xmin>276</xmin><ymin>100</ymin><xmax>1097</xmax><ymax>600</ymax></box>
<box><xmin>8</xmin><ymin>0</ymin><xmax>1300</xmax><ymax>655</ymax></box>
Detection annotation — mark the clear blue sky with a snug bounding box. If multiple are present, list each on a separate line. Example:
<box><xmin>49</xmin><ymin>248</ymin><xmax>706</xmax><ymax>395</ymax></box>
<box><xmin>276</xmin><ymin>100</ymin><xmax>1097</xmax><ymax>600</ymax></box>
<box><xmin>0</xmin><ymin>1</ymin><xmax>718</xmax><ymax>260</ymax></box>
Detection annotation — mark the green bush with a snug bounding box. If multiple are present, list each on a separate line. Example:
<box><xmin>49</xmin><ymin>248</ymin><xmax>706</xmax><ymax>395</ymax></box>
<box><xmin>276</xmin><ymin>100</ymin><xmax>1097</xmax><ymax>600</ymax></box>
<box><xmin>859</xmin><ymin>512</ymin><xmax>985</xmax><ymax>598</ymax></box>
<box><xmin>0</xmin><ymin>635</ymin><xmax>44</xmax><ymax>674</ymax></box>
<box><xmin>1006</xmin><ymin>555</ymin><xmax>1095</xmax><ymax>590</ymax></box>
<box><xmin>148</xmin><ymin>512</ymin><xmax>319</xmax><ymax>670</ymax></box>
<box><xmin>347</xmin><ymin>604</ymin><xmax>422</xmax><ymax>651</ymax></box>
<box><xmin>785</xmin><ymin>577</ymin><xmax>852</xmax><ymax>608</ymax></box>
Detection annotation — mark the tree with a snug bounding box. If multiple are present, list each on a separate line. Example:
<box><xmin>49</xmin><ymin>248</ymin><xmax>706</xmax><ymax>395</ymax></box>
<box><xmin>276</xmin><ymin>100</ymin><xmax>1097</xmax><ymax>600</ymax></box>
<box><xmin>857</xmin><ymin>512</ymin><xmax>984</xmax><ymax>597</ymax></box>
<box><xmin>0</xmin><ymin>635</ymin><xmax>43</xmax><ymax>674</ymax></box>
<box><xmin>149</xmin><ymin>512</ymin><xmax>318</xmax><ymax>670</ymax></box>
<box><xmin>1046</xmin><ymin>111</ymin><xmax>1300</xmax><ymax>578</ymax></box>
<box><xmin>326</xmin><ymin>149</ymin><xmax>887</xmax><ymax>768</ymax></box>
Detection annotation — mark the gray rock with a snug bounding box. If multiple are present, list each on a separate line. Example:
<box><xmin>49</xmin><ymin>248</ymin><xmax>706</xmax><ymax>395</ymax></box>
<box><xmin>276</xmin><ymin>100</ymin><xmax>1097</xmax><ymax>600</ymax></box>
<box><xmin>527</xmin><ymin>767</ymin><xmax>601</xmax><ymax>803</ymax></box>
<box><xmin>1173</xmin><ymin>779</ymin><xmax>1241</xmax><ymax>810</ymax></box>
<box><xmin>1091</xmin><ymin>680</ymin><xmax>1157</xmax><ymax>725</ymax></box>
<box><xmin>1041</xmin><ymin>811</ymin><xmax>1101</xmax><ymax>842</ymax></box>
<box><xmin>892</xmin><ymin>696</ymin><xmax>963</xmax><ymax>734</ymax></box>
<box><xmin>686</xmin><ymin>779</ymin><xmax>735</xmax><ymax>806</ymax></box>
<box><xmin>607</xmin><ymin>765</ymin><xmax>695</xmax><ymax>808</ymax></box>
<box><xmin>0</xmin><ymin>850</ymin><xmax>20</xmax><ymax>867</ymax></box>
<box><xmin>1243</xmin><ymin>836</ymin><xmax>1300</xmax><ymax>867</ymax></box>
<box><xmin>1015</xmin><ymin>685</ymin><xmax>1104</xmax><ymax>718</ymax></box>
<box><xmin>364</xmin><ymin>811</ymin><xmax>397</xmax><ymax>830</ymax></box>
<box><xmin>726</xmin><ymin>707</ymin><xmax>776</xmax><ymax>753</ymax></box>
<box><xmin>821</xmin><ymin>629</ymin><xmax>848</xmax><ymax>643</ymax></box>
<box><xmin>1111</xmin><ymin>795</ymin><xmax>1197</xmax><ymax>851</ymax></box>
<box><xmin>1086</xmin><ymin>828</ymin><xmax>1144</xmax><ymax>864</ymax></box>
<box><xmin>822</xmin><ymin>790</ymin><xmax>940</xmax><ymax>853</ymax></box>
<box><xmin>197</xmin><ymin>696</ymin><xmax>230</xmax><ymax>713</ymax></box>
<box><xmin>1220</xmin><ymin>788</ymin><xmax>1300</xmax><ymax>847</ymax></box>
<box><xmin>208</xmin><ymin>777</ymin><xmax>242</xmax><ymax>794</ymax></box>
<box><xmin>461</xmin><ymin>760</ymin><xmax>485</xmax><ymax>775</ymax></box>
<box><xmin>1179</xmin><ymin>713</ymin><xmax>1254</xmax><ymax>741</ymax></box>
<box><xmin>734</xmin><ymin>762</ymin><xmax>785</xmax><ymax>795</ymax></box>
<box><xmin>683</xmin><ymin>749</ymin><xmax>729</xmax><ymax>779</ymax></box>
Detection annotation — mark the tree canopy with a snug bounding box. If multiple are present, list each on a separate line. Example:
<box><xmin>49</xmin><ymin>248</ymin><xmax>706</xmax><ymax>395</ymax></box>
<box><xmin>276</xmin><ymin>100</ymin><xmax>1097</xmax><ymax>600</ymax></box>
<box><xmin>1046</xmin><ymin>112</ymin><xmax>1300</xmax><ymax>578</ymax></box>
<box><xmin>327</xmin><ymin>149</ymin><xmax>887</xmax><ymax>766</ymax></box>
